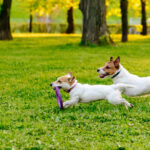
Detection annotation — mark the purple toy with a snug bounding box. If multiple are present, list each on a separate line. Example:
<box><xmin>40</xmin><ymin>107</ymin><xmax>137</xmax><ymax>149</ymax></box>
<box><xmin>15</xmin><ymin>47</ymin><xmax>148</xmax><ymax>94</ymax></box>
<box><xmin>55</xmin><ymin>87</ymin><xmax>63</xmax><ymax>109</ymax></box>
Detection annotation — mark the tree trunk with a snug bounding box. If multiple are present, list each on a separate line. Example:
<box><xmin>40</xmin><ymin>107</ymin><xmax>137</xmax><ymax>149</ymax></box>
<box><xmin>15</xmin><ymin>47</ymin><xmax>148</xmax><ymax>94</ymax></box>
<box><xmin>0</xmin><ymin>0</ymin><xmax>12</xmax><ymax>40</ymax></box>
<box><xmin>141</xmin><ymin>0</ymin><xmax>147</xmax><ymax>35</ymax></box>
<box><xmin>66</xmin><ymin>7</ymin><xmax>74</xmax><ymax>33</ymax></box>
<box><xmin>120</xmin><ymin>0</ymin><xmax>128</xmax><ymax>42</ymax></box>
<box><xmin>29</xmin><ymin>9</ymin><xmax>33</xmax><ymax>33</ymax></box>
<box><xmin>79</xmin><ymin>0</ymin><xmax>113</xmax><ymax>45</ymax></box>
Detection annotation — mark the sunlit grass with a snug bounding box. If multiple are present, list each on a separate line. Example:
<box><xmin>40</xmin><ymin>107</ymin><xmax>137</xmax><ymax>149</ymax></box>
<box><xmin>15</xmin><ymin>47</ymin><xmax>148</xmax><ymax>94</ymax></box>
<box><xmin>12</xmin><ymin>33</ymin><xmax>150</xmax><ymax>42</ymax></box>
<box><xmin>12</xmin><ymin>33</ymin><xmax>81</xmax><ymax>38</ymax></box>
<box><xmin>0</xmin><ymin>35</ymin><xmax>150</xmax><ymax>149</ymax></box>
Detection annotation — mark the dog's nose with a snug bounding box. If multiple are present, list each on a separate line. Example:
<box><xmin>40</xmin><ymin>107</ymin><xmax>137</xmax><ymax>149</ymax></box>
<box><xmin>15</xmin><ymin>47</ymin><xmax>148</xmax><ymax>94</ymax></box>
<box><xmin>50</xmin><ymin>83</ymin><xmax>53</xmax><ymax>86</ymax></box>
<box><xmin>97</xmin><ymin>69</ymin><xmax>100</xmax><ymax>72</ymax></box>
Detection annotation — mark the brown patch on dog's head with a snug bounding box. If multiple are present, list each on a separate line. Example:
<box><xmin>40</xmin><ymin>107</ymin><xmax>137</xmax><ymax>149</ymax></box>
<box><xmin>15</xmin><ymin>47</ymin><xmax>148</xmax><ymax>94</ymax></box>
<box><xmin>67</xmin><ymin>76</ymin><xmax>76</xmax><ymax>86</ymax></box>
<box><xmin>56</xmin><ymin>73</ymin><xmax>76</xmax><ymax>86</ymax></box>
<box><xmin>98</xmin><ymin>57</ymin><xmax>120</xmax><ymax>78</ymax></box>
<box><xmin>104</xmin><ymin>56</ymin><xmax>120</xmax><ymax>74</ymax></box>
<box><xmin>51</xmin><ymin>72</ymin><xmax>76</xmax><ymax>89</ymax></box>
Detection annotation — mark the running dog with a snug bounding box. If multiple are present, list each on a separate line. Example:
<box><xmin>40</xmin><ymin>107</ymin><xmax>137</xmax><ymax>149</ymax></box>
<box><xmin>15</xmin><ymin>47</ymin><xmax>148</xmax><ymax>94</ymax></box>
<box><xmin>50</xmin><ymin>72</ymin><xmax>133</xmax><ymax>109</ymax></box>
<box><xmin>97</xmin><ymin>56</ymin><xmax>150</xmax><ymax>96</ymax></box>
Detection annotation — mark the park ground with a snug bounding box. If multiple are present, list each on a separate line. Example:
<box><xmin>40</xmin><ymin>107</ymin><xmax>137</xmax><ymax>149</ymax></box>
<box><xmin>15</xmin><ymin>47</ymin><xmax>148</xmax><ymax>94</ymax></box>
<box><xmin>0</xmin><ymin>34</ymin><xmax>150</xmax><ymax>149</ymax></box>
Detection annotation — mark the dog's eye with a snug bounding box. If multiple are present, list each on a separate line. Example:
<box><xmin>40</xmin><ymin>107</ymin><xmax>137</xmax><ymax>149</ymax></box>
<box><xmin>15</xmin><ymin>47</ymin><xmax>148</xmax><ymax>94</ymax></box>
<box><xmin>106</xmin><ymin>66</ymin><xmax>110</xmax><ymax>69</ymax></box>
<box><xmin>58</xmin><ymin>80</ymin><xmax>62</xmax><ymax>83</ymax></box>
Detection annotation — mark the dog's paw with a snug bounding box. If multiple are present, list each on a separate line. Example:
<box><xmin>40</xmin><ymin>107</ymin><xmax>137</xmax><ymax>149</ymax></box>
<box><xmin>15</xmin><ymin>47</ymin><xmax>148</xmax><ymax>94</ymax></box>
<box><xmin>63</xmin><ymin>101</ymin><xmax>71</xmax><ymax>108</ymax></box>
<box><xmin>130</xmin><ymin>103</ymin><xmax>134</xmax><ymax>108</ymax></box>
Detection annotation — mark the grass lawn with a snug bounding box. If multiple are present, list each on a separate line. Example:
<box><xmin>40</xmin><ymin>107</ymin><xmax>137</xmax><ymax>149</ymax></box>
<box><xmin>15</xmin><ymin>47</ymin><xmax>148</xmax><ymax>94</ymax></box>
<box><xmin>0</xmin><ymin>34</ymin><xmax>150</xmax><ymax>149</ymax></box>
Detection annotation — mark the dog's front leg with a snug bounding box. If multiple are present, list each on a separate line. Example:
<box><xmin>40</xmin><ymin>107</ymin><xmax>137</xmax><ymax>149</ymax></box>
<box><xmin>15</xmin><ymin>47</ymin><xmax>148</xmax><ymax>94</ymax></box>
<box><xmin>63</xmin><ymin>96</ymin><xmax>79</xmax><ymax>108</ymax></box>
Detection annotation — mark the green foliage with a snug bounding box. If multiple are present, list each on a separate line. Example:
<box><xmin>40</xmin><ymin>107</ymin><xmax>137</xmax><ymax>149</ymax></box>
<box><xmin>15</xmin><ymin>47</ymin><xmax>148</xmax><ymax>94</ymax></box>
<box><xmin>12</xmin><ymin>0</ymin><xmax>150</xmax><ymax>25</ymax></box>
<box><xmin>17</xmin><ymin>0</ymin><xmax>79</xmax><ymax>17</ymax></box>
<box><xmin>10</xmin><ymin>0</ymin><xmax>29</xmax><ymax>23</ymax></box>
<box><xmin>0</xmin><ymin>0</ymin><xmax>3</xmax><ymax>13</ymax></box>
<box><xmin>0</xmin><ymin>34</ymin><xmax>150</xmax><ymax>149</ymax></box>
<box><xmin>18</xmin><ymin>0</ymin><xmax>45</xmax><ymax>15</ymax></box>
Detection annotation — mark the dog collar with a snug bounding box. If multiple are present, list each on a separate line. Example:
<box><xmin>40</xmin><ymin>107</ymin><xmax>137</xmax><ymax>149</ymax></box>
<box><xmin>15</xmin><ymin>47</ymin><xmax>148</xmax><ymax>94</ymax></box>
<box><xmin>66</xmin><ymin>82</ymin><xmax>77</xmax><ymax>93</ymax></box>
<box><xmin>111</xmin><ymin>71</ymin><xmax>121</xmax><ymax>79</ymax></box>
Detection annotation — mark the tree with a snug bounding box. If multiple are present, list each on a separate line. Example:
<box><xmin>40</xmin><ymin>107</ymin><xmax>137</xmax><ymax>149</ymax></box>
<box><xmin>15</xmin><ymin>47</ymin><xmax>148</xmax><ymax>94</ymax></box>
<box><xmin>107</xmin><ymin>0</ymin><xmax>150</xmax><ymax>39</ymax></box>
<box><xmin>120</xmin><ymin>0</ymin><xmax>128</xmax><ymax>42</ymax></box>
<box><xmin>60</xmin><ymin>0</ymin><xmax>79</xmax><ymax>34</ymax></box>
<box><xmin>0</xmin><ymin>0</ymin><xmax>12</xmax><ymax>40</ymax></box>
<box><xmin>29</xmin><ymin>8</ymin><xmax>33</xmax><ymax>32</ymax></box>
<box><xmin>66</xmin><ymin>5</ymin><xmax>74</xmax><ymax>33</ymax></box>
<box><xmin>141</xmin><ymin>0</ymin><xmax>147</xmax><ymax>35</ymax></box>
<box><xmin>79</xmin><ymin>0</ymin><xmax>113</xmax><ymax>45</ymax></box>
<box><xmin>65</xmin><ymin>0</ymin><xmax>75</xmax><ymax>34</ymax></box>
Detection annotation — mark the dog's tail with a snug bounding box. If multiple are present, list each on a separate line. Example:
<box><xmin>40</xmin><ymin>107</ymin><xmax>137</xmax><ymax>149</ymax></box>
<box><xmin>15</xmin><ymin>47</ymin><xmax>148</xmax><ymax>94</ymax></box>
<box><xmin>113</xmin><ymin>83</ymin><xmax>135</xmax><ymax>92</ymax></box>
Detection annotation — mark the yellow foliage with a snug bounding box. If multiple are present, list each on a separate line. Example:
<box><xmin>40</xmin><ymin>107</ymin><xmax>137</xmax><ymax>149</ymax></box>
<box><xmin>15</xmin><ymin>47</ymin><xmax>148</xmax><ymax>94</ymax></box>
<box><xmin>106</xmin><ymin>0</ymin><xmax>150</xmax><ymax>19</ymax></box>
<box><xmin>135</xmin><ymin>25</ymin><xmax>142</xmax><ymax>32</ymax></box>
<box><xmin>107</xmin><ymin>8</ymin><xmax>121</xmax><ymax>18</ymax></box>
<box><xmin>106</xmin><ymin>0</ymin><xmax>121</xmax><ymax>18</ymax></box>
<box><xmin>0</xmin><ymin>0</ymin><xmax>3</xmax><ymax>4</ymax></box>
<box><xmin>36</xmin><ymin>6</ymin><xmax>45</xmax><ymax>16</ymax></box>
<box><xmin>59</xmin><ymin>0</ymin><xmax>79</xmax><ymax>10</ymax></box>
<box><xmin>128</xmin><ymin>0</ymin><xmax>141</xmax><ymax>17</ymax></box>
<box><xmin>17</xmin><ymin>0</ymin><xmax>150</xmax><ymax>20</ymax></box>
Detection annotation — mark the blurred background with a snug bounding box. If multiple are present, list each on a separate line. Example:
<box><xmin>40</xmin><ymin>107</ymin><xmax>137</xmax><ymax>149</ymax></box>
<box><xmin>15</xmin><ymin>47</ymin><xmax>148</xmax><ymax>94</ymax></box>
<box><xmin>9</xmin><ymin>0</ymin><xmax>150</xmax><ymax>34</ymax></box>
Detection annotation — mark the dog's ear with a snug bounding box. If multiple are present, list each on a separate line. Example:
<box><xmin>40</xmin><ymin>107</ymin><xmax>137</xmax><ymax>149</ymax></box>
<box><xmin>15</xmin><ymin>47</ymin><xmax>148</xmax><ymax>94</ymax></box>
<box><xmin>110</xmin><ymin>56</ymin><xmax>113</xmax><ymax>62</ymax></box>
<box><xmin>114</xmin><ymin>56</ymin><xmax>120</xmax><ymax>69</ymax></box>
<box><xmin>68</xmin><ymin>76</ymin><xmax>76</xmax><ymax>82</ymax></box>
<box><xmin>67</xmin><ymin>72</ymin><xmax>72</xmax><ymax>77</ymax></box>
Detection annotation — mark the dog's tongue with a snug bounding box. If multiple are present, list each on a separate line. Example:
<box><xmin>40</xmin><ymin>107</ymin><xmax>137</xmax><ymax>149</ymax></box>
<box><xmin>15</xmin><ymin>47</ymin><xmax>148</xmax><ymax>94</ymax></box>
<box><xmin>99</xmin><ymin>74</ymin><xmax>105</xmax><ymax>78</ymax></box>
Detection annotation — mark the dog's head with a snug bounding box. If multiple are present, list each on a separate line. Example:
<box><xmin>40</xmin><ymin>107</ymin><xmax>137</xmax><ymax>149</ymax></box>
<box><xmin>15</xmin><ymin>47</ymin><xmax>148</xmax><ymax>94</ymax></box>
<box><xmin>97</xmin><ymin>56</ymin><xmax>120</xmax><ymax>78</ymax></box>
<box><xmin>50</xmin><ymin>72</ymin><xmax>76</xmax><ymax>90</ymax></box>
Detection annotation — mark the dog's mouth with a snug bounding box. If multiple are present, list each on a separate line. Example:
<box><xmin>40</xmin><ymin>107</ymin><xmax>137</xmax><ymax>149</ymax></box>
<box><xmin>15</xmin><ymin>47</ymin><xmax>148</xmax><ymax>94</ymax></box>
<box><xmin>99</xmin><ymin>73</ymin><xmax>109</xmax><ymax>78</ymax></box>
<box><xmin>53</xmin><ymin>86</ymin><xmax>62</xmax><ymax>90</ymax></box>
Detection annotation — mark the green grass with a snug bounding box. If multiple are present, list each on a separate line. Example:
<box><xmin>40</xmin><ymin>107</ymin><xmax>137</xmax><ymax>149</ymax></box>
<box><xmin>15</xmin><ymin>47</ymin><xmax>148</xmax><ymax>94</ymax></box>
<box><xmin>0</xmin><ymin>34</ymin><xmax>150</xmax><ymax>149</ymax></box>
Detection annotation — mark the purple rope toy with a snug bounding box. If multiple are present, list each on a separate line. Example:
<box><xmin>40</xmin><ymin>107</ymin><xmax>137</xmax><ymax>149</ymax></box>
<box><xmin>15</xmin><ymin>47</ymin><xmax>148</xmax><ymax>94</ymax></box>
<box><xmin>55</xmin><ymin>87</ymin><xmax>63</xmax><ymax>109</ymax></box>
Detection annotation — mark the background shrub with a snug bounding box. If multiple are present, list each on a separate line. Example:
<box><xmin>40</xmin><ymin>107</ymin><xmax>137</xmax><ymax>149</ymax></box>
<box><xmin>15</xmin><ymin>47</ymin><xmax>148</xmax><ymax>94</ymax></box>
<box><xmin>11</xmin><ymin>23</ymin><xmax>150</xmax><ymax>34</ymax></box>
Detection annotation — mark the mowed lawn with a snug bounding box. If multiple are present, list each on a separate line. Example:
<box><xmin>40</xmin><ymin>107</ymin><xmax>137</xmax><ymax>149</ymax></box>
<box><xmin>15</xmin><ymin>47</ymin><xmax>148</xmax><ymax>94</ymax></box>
<box><xmin>0</xmin><ymin>34</ymin><xmax>150</xmax><ymax>149</ymax></box>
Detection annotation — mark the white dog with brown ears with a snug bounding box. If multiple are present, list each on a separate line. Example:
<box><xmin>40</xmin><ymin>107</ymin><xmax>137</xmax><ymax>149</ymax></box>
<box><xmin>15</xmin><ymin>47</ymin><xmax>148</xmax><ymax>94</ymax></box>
<box><xmin>97</xmin><ymin>56</ymin><xmax>150</xmax><ymax>96</ymax></box>
<box><xmin>50</xmin><ymin>72</ymin><xmax>134</xmax><ymax>109</ymax></box>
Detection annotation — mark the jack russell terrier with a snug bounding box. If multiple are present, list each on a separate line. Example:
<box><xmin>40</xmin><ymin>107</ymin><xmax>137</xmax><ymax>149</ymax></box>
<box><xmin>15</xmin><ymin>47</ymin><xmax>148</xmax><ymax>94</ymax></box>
<box><xmin>97</xmin><ymin>56</ymin><xmax>150</xmax><ymax>96</ymax></box>
<box><xmin>50</xmin><ymin>72</ymin><xmax>133</xmax><ymax>109</ymax></box>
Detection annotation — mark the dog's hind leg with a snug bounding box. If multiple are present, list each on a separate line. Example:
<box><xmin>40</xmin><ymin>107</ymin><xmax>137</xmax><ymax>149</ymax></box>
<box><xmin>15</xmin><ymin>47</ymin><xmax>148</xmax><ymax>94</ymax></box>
<box><xmin>107</xmin><ymin>93</ymin><xmax>133</xmax><ymax>109</ymax></box>
<box><xmin>121</xmin><ymin>98</ymin><xmax>134</xmax><ymax>109</ymax></box>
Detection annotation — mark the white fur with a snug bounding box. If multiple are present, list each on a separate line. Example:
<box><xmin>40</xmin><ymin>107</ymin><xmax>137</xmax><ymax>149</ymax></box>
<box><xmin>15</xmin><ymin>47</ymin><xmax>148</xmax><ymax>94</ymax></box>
<box><xmin>99</xmin><ymin>68</ymin><xmax>106</xmax><ymax>74</ymax></box>
<box><xmin>52</xmin><ymin>78</ymin><xmax>133</xmax><ymax>109</ymax></box>
<box><xmin>103</xmin><ymin>64</ymin><xmax>150</xmax><ymax>96</ymax></box>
